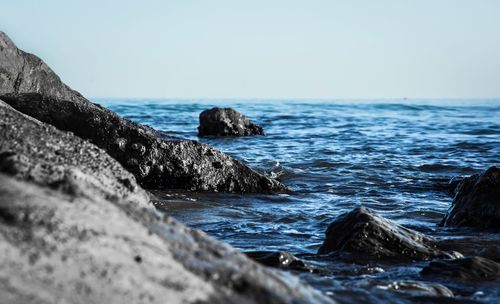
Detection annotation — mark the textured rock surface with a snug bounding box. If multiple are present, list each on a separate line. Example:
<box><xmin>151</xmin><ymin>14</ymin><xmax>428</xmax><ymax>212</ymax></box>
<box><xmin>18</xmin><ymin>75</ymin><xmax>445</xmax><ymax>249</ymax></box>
<box><xmin>0</xmin><ymin>100</ymin><xmax>334</xmax><ymax>304</ymax></box>
<box><xmin>440</xmin><ymin>167</ymin><xmax>500</xmax><ymax>229</ymax></box>
<box><xmin>317</xmin><ymin>207</ymin><xmax>461</xmax><ymax>261</ymax></box>
<box><xmin>0</xmin><ymin>31</ymin><xmax>285</xmax><ymax>193</ymax></box>
<box><xmin>421</xmin><ymin>256</ymin><xmax>500</xmax><ymax>281</ymax></box>
<box><xmin>198</xmin><ymin>107</ymin><xmax>265</xmax><ymax>137</ymax></box>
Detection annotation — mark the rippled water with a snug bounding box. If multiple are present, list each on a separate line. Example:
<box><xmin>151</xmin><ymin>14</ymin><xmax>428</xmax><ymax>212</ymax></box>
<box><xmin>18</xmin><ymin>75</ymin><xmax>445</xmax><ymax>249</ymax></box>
<box><xmin>100</xmin><ymin>99</ymin><xmax>500</xmax><ymax>303</ymax></box>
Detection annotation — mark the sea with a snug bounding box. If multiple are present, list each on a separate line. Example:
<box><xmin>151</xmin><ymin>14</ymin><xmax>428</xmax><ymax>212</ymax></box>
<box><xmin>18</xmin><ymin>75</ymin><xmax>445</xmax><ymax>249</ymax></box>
<box><xmin>98</xmin><ymin>99</ymin><xmax>500</xmax><ymax>304</ymax></box>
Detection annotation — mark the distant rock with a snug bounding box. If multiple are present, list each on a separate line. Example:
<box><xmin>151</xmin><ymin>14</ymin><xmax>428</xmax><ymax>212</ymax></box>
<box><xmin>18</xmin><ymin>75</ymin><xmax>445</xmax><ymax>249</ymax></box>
<box><xmin>440</xmin><ymin>167</ymin><xmax>500</xmax><ymax>229</ymax></box>
<box><xmin>198</xmin><ymin>107</ymin><xmax>265</xmax><ymax>137</ymax></box>
<box><xmin>245</xmin><ymin>251</ymin><xmax>327</xmax><ymax>274</ymax></box>
<box><xmin>421</xmin><ymin>256</ymin><xmax>500</xmax><ymax>281</ymax></box>
<box><xmin>0</xmin><ymin>100</ymin><xmax>333</xmax><ymax>304</ymax></box>
<box><xmin>0</xmin><ymin>31</ymin><xmax>285</xmax><ymax>193</ymax></box>
<box><xmin>317</xmin><ymin>207</ymin><xmax>461</xmax><ymax>261</ymax></box>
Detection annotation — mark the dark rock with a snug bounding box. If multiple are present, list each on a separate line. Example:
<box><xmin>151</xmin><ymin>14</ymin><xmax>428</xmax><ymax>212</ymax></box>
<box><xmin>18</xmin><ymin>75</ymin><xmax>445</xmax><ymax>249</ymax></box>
<box><xmin>447</xmin><ymin>175</ymin><xmax>465</xmax><ymax>198</ymax></box>
<box><xmin>0</xmin><ymin>100</ymin><xmax>333</xmax><ymax>303</ymax></box>
<box><xmin>421</xmin><ymin>256</ymin><xmax>500</xmax><ymax>281</ymax></box>
<box><xmin>317</xmin><ymin>207</ymin><xmax>461</xmax><ymax>261</ymax></box>
<box><xmin>245</xmin><ymin>251</ymin><xmax>327</xmax><ymax>274</ymax></box>
<box><xmin>198</xmin><ymin>107</ymin><xmax>265</xmax><ymax>137</ymax></box>
<box><xmin>376</xmin><ymin>280</ymin><xmax>454</xmax><ymax>298</ymax></box>
<box><xmin>0</xmin><ymin>31</ymin><xmax>286</xmax><ymax>193</ymax></box>
<box><xmin>440</xmin><ymin>167</ymin><xmax>500</xmax><ymax>229</ymax></box>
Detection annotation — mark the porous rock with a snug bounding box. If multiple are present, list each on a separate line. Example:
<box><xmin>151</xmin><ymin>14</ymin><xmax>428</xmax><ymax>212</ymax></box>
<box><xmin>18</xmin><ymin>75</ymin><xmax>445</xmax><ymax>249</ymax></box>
<box><xmin>198</xmin><ymin>107</ymin><xmax>265</xmax><ymax>137</ymax></box>
<box><xmin>440</xmin><ymin>167</ymin><xmax>500</xmax><ymax>229</ymax></box>
<box><xmin>0</xmin><ymin>31</ymin><xmax>285</xmax><ymax>193</ymax></box>
<box><xmin>0</xmin><ymin>100</ymin><xmax>333</xmax><ymax>304</ymax></box>
<box><xmin>317</xmin><ymin>207</ymin><xmax>461</xmax><ymax>261</ymax></box>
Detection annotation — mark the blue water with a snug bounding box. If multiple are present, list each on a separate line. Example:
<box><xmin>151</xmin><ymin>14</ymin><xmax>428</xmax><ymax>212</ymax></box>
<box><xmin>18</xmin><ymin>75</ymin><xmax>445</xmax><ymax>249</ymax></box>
<box><xmin>99</xmin><ymin>99</ymin><xmax>500</xmax><ymax>303</ymax></box>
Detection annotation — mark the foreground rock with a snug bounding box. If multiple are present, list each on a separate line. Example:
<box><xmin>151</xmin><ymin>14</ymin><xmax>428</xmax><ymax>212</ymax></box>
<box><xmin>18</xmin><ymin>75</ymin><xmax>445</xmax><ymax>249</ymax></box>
<box><xmin>0</xmin><ymin>100</ymin><xmax>333</xmax><ymax>303</ymax></box>
<box><xmin>440</xmin><ymin>167</ymin><xmax>500</xmax><ymax>229</ymax></box>
<box><xmin>421</xmin><ymin>256</ymin><xmax>500</xmax><ymax>281</ymax></box>
<box><xmin>198</xmin><ymin>107</ymin><xmax>265</xmax><ymax>137</ymax></box>
<box><xmin>318</xmin><ymin>207</ymin><xmax>460</xmax><ymax>261</ymax></box>
<box><xmin>0</xmin><ymin>31</ymin><xmax>285</xmax><ymax>193</ymax></box>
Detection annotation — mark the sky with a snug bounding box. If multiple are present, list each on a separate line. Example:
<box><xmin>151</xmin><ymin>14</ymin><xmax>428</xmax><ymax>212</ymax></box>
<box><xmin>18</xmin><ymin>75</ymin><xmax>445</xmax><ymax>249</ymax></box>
<box><xmin>2</xmin><ymin>0</ymin><xmax>500</xmax><ymax>99</ymax></box>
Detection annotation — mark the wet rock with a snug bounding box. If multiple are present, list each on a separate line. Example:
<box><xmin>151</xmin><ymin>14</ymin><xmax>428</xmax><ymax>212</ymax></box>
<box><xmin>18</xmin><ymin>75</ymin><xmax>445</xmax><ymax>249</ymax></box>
<box><xmin>0</xmin><ymin>31</ymin><xmax>285</xmax><ymax>193</ymax></box>
<box><xmin>318</xmin><ymin>207</ymin><xmax>461</xmax><ymax>261</ymax></box>
<box><xmin>245</xmin><ymin>251</ymin><xmax>327</xmax><ymax>274</ymax></box>
<box><xmin>0</xmin><ymin>100</ymin><xmax>334</xmax><ymax>303</ymax></box>
<box><xmin>376</xmin><ymin>280</ymin><xmax>454</xmax><ymax>297</ymax></box>
<box><xmin>421</xmin><ymin>256</ymin><xmax>500</xmax><ymax>281</ymax></box>
<box><xmin>198</xmin><ymin>107</ymin><xmax>265</xmax><ymax>137</ymax></box>
<box><xmin>440</xmin><ymin>167</ymin><xmax>500</xmax><ymax>229</ymax></box>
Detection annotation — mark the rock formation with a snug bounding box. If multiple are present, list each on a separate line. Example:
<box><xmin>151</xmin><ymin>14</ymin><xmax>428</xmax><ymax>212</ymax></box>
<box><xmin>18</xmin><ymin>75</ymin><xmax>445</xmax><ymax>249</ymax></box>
<box><xmin>0</xmin><ymin>31</ymin><xmax>285</xmax><ymax>193</ymax></box>
<box><xmin>317</xmin><ymin>207</ymin><xmax>461</xmax><ymax>261</ymax></box>
<box><xmin>440</xmin><ymin>167</ymin><xmax>500</xmax><ymax>229</ymax></box>
<box><xmin>198</xmin><ymin>107</ymin><xmax>265</xmax><ymax>137</ymax></box>
<box><xmin>0</xmin><ymin>100</ymin><xmax>333</xmax><ymax>304</ymax></box>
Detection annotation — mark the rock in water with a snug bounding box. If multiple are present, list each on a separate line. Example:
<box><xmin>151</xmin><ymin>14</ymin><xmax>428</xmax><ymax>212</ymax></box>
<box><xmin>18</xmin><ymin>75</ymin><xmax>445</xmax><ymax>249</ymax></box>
<box><xmin>245</xmin><ymin>251</ymin><xmax>326</xmax><ymax>274</ymax></box>
<box><xmin>440</xmin><ymin>167</ymin><xmax>500</xmax><ymax>229</ymax></box>
<box><xmin>421</xmin><ymin>256</ymin><xmax>500</xmax><ymax>281</ymax></box>
<box><xmin>198</xmin><ymin>107</ymin><xmax>265</xmax><ymax>136</ymax></box>
<box><xmin>0</xmin><ymin>100</ymin><xmax>333</xmax><ymax>304</ymax></box>
<box><xmin>0</xmin><ymin>31</ymin><xmax>285</xmax><ymax>193</ymax></box>
<box><xmin>317</xmin><ymin>207</ymin><xmax>460</xmax><ymax>261</ymax></box>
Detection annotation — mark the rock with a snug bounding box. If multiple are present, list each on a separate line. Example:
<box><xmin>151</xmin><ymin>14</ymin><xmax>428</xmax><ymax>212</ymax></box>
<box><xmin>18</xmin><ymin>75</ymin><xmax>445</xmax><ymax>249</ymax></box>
<box><xmin>0</xmin><ymin>31</ymin><xmax>286</xmax><ymax>193</ymax></box>
<box><xmin>0</xmin><ymin>100</ymin><xmax>334</xmax><ymax>303</ymax></box>
<box><xmin>421</xmin><ymin>256</ymin><xmax>500</xmax><ymax>281</ymax></box>
<box><xmin>317</xmin><ymin>207</ymin><xmax>461</xmax><ymax>261</ymax></box>
<box><xmin>440</xmin><ymin>167</ymin><xmax>500</xmax><ymax>229</ymax></box>
<box><xmin>198</xmin><ymin>107</ymin><xmax>265</xmax><ymax>137</ymax></box>
<box><xmin>245</xmin><ymin>251</ymin><xmax>327</xmax><ymax>274</ymax></box>
<box><xmin>376</xmin><ymin>281</ymin><xmax>454</xmax><ymax>297</ymax></box>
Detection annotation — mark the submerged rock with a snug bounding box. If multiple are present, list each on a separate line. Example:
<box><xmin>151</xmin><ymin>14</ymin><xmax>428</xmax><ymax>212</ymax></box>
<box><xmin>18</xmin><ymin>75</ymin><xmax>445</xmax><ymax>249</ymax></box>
<box><xmin>198</xmin><ymin>107</ymin><xmax>265</xmax><ymax>137</ymax></box>
<box><xmin>0</xmin><ymin>100</ymin><xmax>333</xmax><ymax>304</ymax></box>
<box><xmin>376</xmin><ymin>281</ymin><xmax>454</xmax><ymax>298</ymax></box>
<box><xmin>0</xmin><ymin>31</ymin><xmax>285</xmax><ymax>193</ymax></box>
<box><xmin>245</xmin><ymin>251</ymin><xmax>327</xmax><ymax>274</ymax></box>
<box><xmin>440</xmin><ymin>167</ymin><xmax>500</xmax><ymax>229</ymax></box>
<box><xmin>421</xmin><ymin>256</ymin><xmax>500</xmax><ymax>281</ymax></box>
<box><xmin>317</xmin><ymin>207</ymin><xmax>460</xmax><ymax>261</ymax></box>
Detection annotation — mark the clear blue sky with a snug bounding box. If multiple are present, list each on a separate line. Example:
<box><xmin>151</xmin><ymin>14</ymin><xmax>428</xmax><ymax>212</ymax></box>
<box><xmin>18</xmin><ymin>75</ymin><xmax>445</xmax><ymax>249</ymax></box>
<box><xmin>2</xmin><ymin>0</ymin><xmax>500</xmax><ymax>99</ymax></box>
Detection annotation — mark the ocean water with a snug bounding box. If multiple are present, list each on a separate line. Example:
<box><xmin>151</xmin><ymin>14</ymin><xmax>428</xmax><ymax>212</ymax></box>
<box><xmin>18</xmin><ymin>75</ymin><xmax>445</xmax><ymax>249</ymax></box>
<box><xmin>99</xmin><ymin>99</ymin><xmax>500</xmax><ymax>303</ymax></box>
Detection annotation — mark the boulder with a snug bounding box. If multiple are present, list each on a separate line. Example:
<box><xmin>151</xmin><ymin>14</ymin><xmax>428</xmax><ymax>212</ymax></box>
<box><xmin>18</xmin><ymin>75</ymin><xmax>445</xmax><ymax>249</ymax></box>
<box><xmin>198</xmin><ymin>107</ymin><xmax>265</xmax><ymax>137</ymax></box>
<box><xmin>0</xmin><ymin>31</ymin><xmax>285</xmax><ymax>193</ymax></box>
<box><xmin>440</xmin><ymin>167</ymin><xmax>500</xmax><ymax>229</ymax></box>
<box><xmin>421</xmin><ymin>256</ymin><xmax>500</xmax><ymax>281</ymax></box>
<box><xmin>317</xmin><ymin>207</ymin><xmax>461</xmax><ymax>261</ymax></box>
<box><xmin>0</xmin><ymin>100</ymin><xmax>333</xmax><ymax>304</ymax></box>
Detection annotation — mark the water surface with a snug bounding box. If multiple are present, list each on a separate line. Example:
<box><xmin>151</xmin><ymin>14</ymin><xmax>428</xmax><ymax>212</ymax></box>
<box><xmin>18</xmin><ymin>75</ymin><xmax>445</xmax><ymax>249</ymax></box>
<box><xmin>99</xmin><ymin>99</ymin><xmax>500</xmax><ymax>303</ymax></box>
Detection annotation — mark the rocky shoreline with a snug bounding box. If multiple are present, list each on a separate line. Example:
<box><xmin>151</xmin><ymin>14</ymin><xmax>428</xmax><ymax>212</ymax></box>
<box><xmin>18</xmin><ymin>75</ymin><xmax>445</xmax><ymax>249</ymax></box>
<box><xmin>1</xmin><ymin>31</ymin><xmax>499</xmax><ymax>303</ymax></box>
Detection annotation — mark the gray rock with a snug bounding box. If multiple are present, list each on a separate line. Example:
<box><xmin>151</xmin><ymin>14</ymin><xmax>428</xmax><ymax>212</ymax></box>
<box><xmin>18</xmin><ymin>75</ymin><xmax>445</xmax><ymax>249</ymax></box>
<box><xmin>198</xmin><ymin>107</ymin><xmax>265</xmax><ymax>137</ymax></box>
<box><xmin>317</xmin><ymin>207</ymin><xmax>461</xmax><ymax>261</ymax></box>
<box><xmin>421</xmin><ymin>256</ymin><xmax>500</xmax><ymax>281</ymax></box>
<box><xmin>0</xmin><ymin>31</ymin><xmax>286</xmax><ymax>193</ymax></box>
<box><xmin>0</xmin><ymin>100</ymin><xmax>334</xmax><ymax>304</ymax></box>
<box><xmin>440</xmin><ymin>167</ymin><xmax>500</xmax><ymax>229</ymax></box>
